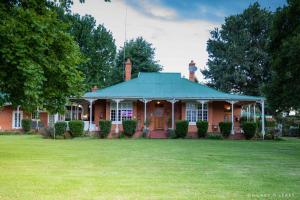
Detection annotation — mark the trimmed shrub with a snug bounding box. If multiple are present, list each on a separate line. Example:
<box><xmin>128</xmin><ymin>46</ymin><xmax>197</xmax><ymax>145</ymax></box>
<box><xmin>219</xmin><ymin>122</ymin><xmax>232</xmax><ymax>138</ymax></box>
<box><xmin>21</xmin><ymin>119</ymin><xmax>32</xmax><ymax>133</ymax></box>
<box><xmin>122</xmin><ymin>120</ymin><xmax>137</xmax><ymax>137</ymax></box>
<box><xmin>196</xmin><ymin>120</ymin><xmax>208</xmax><ymax>138</ymax></box>
<box><xmin>69</xmin><ymin>120</ymin><xmax>84</xmax><ymax>137</ymax></box>
<box><xmin>175</xmin><ymin>120</ymin><xmax>189</xmax><ymax>138</ymax></box>
<box><xmin>242</xmin><ymin>122</ymin><xmax>257</xmax><ymax>140</ymax></box>
<box><xmin>207</xmin><ymin>133</ymin><xmax>223</xmax><ymax>140</ymax></box>
<box><xmin>54</xmin><ymin>121</ymin><xmax>67</xmax><ymax>136</ymax></box>
<box><xmin>99</xmin><ymin>120</ymin><xmax>112</xmax><ymax>138</ymax></box>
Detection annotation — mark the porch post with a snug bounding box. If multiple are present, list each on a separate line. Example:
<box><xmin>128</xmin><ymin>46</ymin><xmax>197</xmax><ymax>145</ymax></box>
<box><xmin>70</xmin><ymin>104</ymin><xmax>73</xmax><ymax>121</ymax></box>
<box><xmin>88</xmin><ymin>99</ymin><xmax>94</xmax><ymax>131</ymax></box>
<box><xmin>143</xmin><ymin>99</ymin><xmax>149</xmax><ymax>130</ymax></box>
<box><xmin>261</xmin><ymin>100</ymin><xmax>265</xmax><ymax>139</ymax></box>
<box><xmin>171</xmin><ymin>99</ymin><xmax>176</xmax><ymax>130</ymax></box>
<box><xmin>227</xmin><ymin>101</ymin><xmax>237</xmax><ymax>135</ymax></box>
<box><xmin>253</xmin><ymin>104</ymin><xmax>256</xmax><ymax>122</ymax></box>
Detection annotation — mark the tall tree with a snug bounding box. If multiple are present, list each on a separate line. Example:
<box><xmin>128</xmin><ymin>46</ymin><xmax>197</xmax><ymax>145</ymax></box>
<box><xmin>202</xmin><ymin>3</ymin><xmax>272</xmax><ymax>96</ymax></box>
<box><xmin>64</xmin><ymin>14</ymin><xmax>116</xmax><ymax>89</ymax></box>
<box><xmin>265</xmin><ymin>0</ymin><xmax>300</xmax><ymax>112</ymax></box>
<box><xmin>0</xmin><ymin>0</ymin><xmax>84</xmax><ymax>113</ymax></box>
<box><xmin>113</xmin><ymin>37</ymin><xmax>162</xmax><ymax>84</ymax></box>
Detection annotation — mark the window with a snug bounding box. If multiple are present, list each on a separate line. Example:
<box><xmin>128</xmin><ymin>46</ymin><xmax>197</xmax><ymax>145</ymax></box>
<box><xmin>110</xmin><ymin>102</ymin><xmax>133</xmax><ymax>123</ymax></box>
<box><xmin>186</xmin><ymin>102</ymin><xmax>208</xmax><ymax>123</ymax></box>
<box><xmin>12</xmin><ymin>111</ymin><xmax>23</xmax><ymax>129</ymax></box>
<box><xmin>32</xmin><ymin>111</ymin><xmax>40</xmax><ymax>120</ymax></box>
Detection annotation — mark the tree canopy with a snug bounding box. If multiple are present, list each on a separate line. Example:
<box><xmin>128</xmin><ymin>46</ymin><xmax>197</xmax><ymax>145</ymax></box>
<box><xmin>202</xmin><ymin>3</ymin><xmax>272</xmax><ymax>96</ymax></box>
<box><xmin>0</xmin><ymin>0</ymin><xmax>84</xmax><ymax>113</ymax></box>
<box><xmin>112</xmin><ymin>37</ymin><xmax>162</xmax><ymax>84</ymax></box>
<box><xmin>65</xmin><ymin>14</ymin><xmax>116</xmax><ymax>89</ymax></box>
<box><xmin>265</xmin><ymin>0</ymin><xmax>300</xmax><ymax>112</ymax></box>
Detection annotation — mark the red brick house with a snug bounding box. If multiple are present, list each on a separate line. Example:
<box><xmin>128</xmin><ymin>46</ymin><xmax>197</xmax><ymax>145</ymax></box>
<box><xmin>0</xmin><ymin>59</ymin><xmax>265</xmax><ymax>138</ymax></box>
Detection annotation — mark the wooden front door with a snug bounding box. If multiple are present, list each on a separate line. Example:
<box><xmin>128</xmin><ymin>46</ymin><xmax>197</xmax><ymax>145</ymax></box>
<box><xmin>154</xmin><ymin>102</ymin><xmax>164</xmax><ymax>130</ymax></box>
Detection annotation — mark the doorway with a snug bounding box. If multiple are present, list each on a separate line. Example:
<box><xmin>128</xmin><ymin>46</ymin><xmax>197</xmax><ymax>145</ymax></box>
<box><xmin>154</xmin><ymin>101</ymin><xmax>164</xmax><ymax>130</ymax></box>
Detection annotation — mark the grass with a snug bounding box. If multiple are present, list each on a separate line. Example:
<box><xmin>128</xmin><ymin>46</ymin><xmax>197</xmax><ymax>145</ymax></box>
<box><xmin>0</xmin><ymin>135</ymin><xmax>299</xmax><ymax>200</ymax></box>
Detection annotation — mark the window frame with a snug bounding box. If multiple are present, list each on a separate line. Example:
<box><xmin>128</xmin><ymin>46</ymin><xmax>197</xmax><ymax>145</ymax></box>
<box><xmin>185</xmin><ymin>102</ymin><xmax>208</xmax><ymax>125</ymax></box>
<box><xmin>110</xmin><ymin>101</ymin><xmax>133</xmax><ymax>124</ymax></box>
<box><xmin>12</xmin><ymin>111</ymin><xmax>23</xmax><ymax>129</ymax></box>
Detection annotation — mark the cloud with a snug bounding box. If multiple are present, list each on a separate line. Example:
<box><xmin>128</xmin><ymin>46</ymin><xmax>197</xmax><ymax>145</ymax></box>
<box><xmin>71</xmin><ymin>0</ymin><xmax>220</xmax><ymax>82</ymax></box>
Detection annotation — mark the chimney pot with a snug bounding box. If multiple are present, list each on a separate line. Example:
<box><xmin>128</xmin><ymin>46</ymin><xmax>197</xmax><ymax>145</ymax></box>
<box><xmin>125</xmin><ymin>58</ymin><xmax>132</xmax><ymax>81</ymax></box>
<box><xmin>188</xmin><ymin>60</ymin><xmax>197</xmax><ymax>82</ymax></box>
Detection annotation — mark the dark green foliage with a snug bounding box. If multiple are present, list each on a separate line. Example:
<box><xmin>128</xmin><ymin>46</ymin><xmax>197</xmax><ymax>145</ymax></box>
<box><xmin>265</xmin><ymin>0</ymin><xmax>300</xmax><ymax>112</ymax></box>
<box><xmin>122</xmin><ymin>120</ymin><xmax>137</xmax><ymax>137</ymax></box>
<box><xmin>219</xmin><ymin>122</ymin><xmax>232</xmax><ymax>138</ymax></box>
<box><xmin>54</xmin><ymin>122</ymin><xmax>67</xmax><ymax>136</ymax></box>
<box><xmin>196</xmin><ymin>120</ymin><xmax>208</xmax><ymax>138</ymax></box>
<box><xmin>113</xmin><ymin>37</ymin><xmax>162</xmax><ymax>84</ymax></box>
<box><xmin>63</xmin><ymin>14</ymin><xmax>116</xmax><ymax>89</ymax></box>
<box><xmin>99</xmin><ymin>120</ymin><xmax>111</xmax><ymax>138</ymax></box>
<box><xmin>167</xmin><ymin>129</ymin><xmax>176</xmax><ymax>139</ymax></box>
<box><xmin>203</xmin><ymin>3</ymin><xmax>272</xmax><ymax>96</ymax></box>
<box><xmin>242</xmin><ymin>122</ymin><xmax>257</xmax><ymax>139</ymax></box>
<box><xmin>175</xmin><ymin>120</ymin><xmax>189</xmax><ymax>138</ymax></box>
<box><xmin>69</xmin><ymin>120</ymin><xmax>84</xmax><ymax>137</ymax></box>
<box><xmin>0</xmin><ymin>1</ymin><xmax>84</xmax><ymax>112</ymax></box>
<box><xmin>207</xmin><ymin>133</ymin><xmax>223</xmax><ymax>140</ymax></box>
<box><xmin>21</xmin><ymin>119</ymin><xmax>32</xmax><ymax>133</ymax></box>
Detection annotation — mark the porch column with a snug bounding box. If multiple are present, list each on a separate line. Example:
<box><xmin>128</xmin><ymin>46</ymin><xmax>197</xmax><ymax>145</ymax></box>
<box><xmin>112</xmin><ymin>99</ymin><xmax>123</xmax><ymax>134</ymax></box>
<box><xmin>227</xmin><ymin>101</ymin><xmax>237</xmax><ymax>135</ymax></box>
<box><xmin>261</xmin><ymin>100</ymin><xmax>265</xmax><ymax>139</ymax></box>
<box><xmin>166</xmin><ymin>99</ymin><xmax>178</xmax><ymax>130</ymax></box>
<box><xmin>88</xmin><ymin>99</ymin><xmax>95</xmax><ymax>131</ymax></box>
<box><xmin>141</xmin><ymin>99</ymin><xmax>150</xmax><ymax>130</ymax></box>
<box><xmin>70</xmin><ymin>105</ymin><xmax>73</xmax><ymax>121</ymax></box>
<box><xmin>253</xmin><ymin>103</ymin><xmax>256</xmax><ymax>122</ymax></box>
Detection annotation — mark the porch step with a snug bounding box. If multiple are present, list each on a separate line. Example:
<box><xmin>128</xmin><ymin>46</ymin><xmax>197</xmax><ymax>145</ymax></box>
<box><xmin>149</xmin><ymin>130</ymin><xmax>167</xmax><ymax>139</ymax></box>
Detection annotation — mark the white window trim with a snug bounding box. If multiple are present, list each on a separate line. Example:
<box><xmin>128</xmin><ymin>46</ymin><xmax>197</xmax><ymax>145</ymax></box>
<box><xmin>12</xmin><ymin>111</ymin><xmax>23</xmax><ymax>129</ymax></box>
<box><xmin>110</xmin><ymin>101</ymin><xmax>133</xmax><ymax>124</ymax></box>
<box><xmin>185</xmin><ymin>102</ymin><xmax>209</xmax><ymax>125</ymax></box>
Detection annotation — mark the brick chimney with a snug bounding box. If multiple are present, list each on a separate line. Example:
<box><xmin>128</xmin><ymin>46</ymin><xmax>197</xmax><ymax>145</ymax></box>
<box><xmin>91</xmin><ymin>85</ymin><xmax>98</xmax><ymax>92</ymax></box>
<box><xmin>188</xmin><ymin>60</ymin><xmax>197</xmax><ymax>82</ymax></box>
<box><xmin>125</xmin><ymin>58</ymin><xmax>132</xmax><ymax>81</ymax></box>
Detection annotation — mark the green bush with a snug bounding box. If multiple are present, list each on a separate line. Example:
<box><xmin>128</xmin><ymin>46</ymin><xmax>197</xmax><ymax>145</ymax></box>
<box><xmin>219</xmin><ymin>122</ymin><xmax>232</xmax><ymax>138</ymax></box>
<box><xmin>196</xmin><ymin>120</ymin><xmax>208</xmax><ymax>138</ymax></box>
<box><xmin>69</xmin><ymin>120</ymin><xmax>84</xmax><ymax>137</ymax></box>
<box><xmin>21</xmin><ymin>119</ymin><xmax>32</xmax><ymax>133</ymax></box>
<box><xmin>175</xmin><ymin>120</ymin><xmax>189</xmax><ymax>138</ymax></box>
<box><xmin>54</xmin><ymin>122</ymin><xmax>67</xmax><ymax>136</ymax></box>
<box><xmin>242</xmin><ymin>122</ymin><xmax>257</xmax><ymax>140</ymax></box>
<box><xmin>167</xmin><ymin>128</ymin><xmax>176</xmax><ymax>139</ymax></box>
<box><xmin>99</xmin><ymin>120</ymin><xmax>112</xmax><ymax>138</ymax></box>
<box><xmin>122</xmin><ymin>120</ymin><xmax>137</xmax><ymax>137</ymax></box>
<box><xmin>207</xmin><ymin>133</ymin><xmax>223</xmax><ymax>140</ymax></box>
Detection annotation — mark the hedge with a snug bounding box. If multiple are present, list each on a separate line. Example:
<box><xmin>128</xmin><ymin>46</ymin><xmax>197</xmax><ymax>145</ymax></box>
<box><xmin>21</xmin><ymin>119</ymin><xmax>32</xmax><ymax>133</ymax></box>
<box><xmin>242</xmin><ymin>122</ymin><xmax>257</xmax><ymax>139</ymax></box>
<box><xmin>122</xmin><ymin>120</ymin><xmax>137</xmax><ymax>137</ymax></box>
<box><xmin>175</xmin><ymin>120</ymin><xmax>189</xmax><ymax>138</ymax></box>
<box><xmin>54</xmin><ymin>122</ymin><xmax>67</xmax><ymax>136</ymax></box>
<box><xmin>196</xmin><ymin>120</ymin><xmax>208</xmax><ymax>138</ymax></box>
<box><xmin>219</xmin><ymin>122</ymin><xmax>232</xmax><ymax>138</ymax></box>
<box><xmin>99</xmin><ymin>120</ymin><xmax>112</xmax><ymax>138</ymax></box>
<box><xmin>69</xmin><ymin>120</ymin><xmax>84</xmax><ymax>137</ymax></box>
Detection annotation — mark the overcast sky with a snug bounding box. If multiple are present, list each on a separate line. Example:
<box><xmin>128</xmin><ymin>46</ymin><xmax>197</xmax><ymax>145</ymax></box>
<box><xmin>71</xmin><ymin>0</ymin><xmax>285</xmax><ymax>81</ymax></box>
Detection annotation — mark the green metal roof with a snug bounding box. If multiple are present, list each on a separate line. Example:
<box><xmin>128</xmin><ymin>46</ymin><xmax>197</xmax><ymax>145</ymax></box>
<box><xmin>83</xmin><ymin>72</ymin><xmax>264</xmax><ymax>101</ymax></box>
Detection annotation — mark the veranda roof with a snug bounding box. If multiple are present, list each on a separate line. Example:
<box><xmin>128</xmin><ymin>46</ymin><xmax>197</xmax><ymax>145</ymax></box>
<box><xmin>83</xmin><ymin>72</ymin><xmax>264</xmax><ymax>101</ymax></box>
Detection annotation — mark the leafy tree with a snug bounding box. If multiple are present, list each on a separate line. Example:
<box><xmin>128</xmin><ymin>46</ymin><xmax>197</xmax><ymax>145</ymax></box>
<box><xmin>202</xmin><ymin>3</ymin><xmax>272</xmax><ymax>96</ymax></box>
<box><xmin>113</xmin><ymin>37</ymin><xmax>162</xmax><ymax>84</ymax></box>
<box><xmin>265</xmin><ymin>0</ymin><xmax>300</xmax><ymax>112</ymax></box>
<box><xmin>0</xmin><ymin>0</ymin><xmax>84</xmax><ymax>113</ymax></box>
<box><xmin>65</xmin><ymin>14</ymin><xmax>116</xmax><ymax>89</ymax></box>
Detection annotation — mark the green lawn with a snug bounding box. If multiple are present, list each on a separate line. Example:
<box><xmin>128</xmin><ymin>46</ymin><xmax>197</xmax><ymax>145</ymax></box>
<box><xmin>0</xmin><ymin>136</ymin><xmax>299</xmax><ymax>200</ymax></box>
